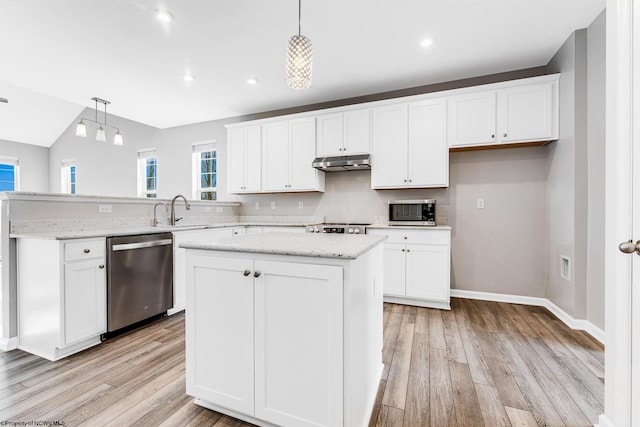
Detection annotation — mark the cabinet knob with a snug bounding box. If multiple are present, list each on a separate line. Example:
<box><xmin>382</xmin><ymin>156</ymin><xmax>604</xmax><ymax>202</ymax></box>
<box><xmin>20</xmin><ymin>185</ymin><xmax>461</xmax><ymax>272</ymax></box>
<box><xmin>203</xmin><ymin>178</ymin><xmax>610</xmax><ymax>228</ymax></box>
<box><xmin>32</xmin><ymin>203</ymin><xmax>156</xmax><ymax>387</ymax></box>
<box><xmin>503</xmin><ymin>133</ymin><xmax>507</xmax><ymax>137</ymax></box>
<box><xmin>403</xmin><ymin>179</ymin><xmax>407</xmax><ymax>183</ymax></box>
<box><xmin>243</xmin><ymin>269</ymin><xmax>251</xmax><ymax>276</ymax></box>
<box><xmin>254</xmin><ymin>271</ymin><xmax>262</xmax><ymax>278</ymax></box>
<box><xmin>99</xmin><ymin>264</ymin><xmax>105</xmax><ymax>269</ymax></box>
<box><xmin>401</xmin><ymin>249</ymin><xmax>405</xmax><ymax>252</ymax></box>
<box><xmin>406</xmin><ymin>249</ymin><xmax>410</xmax><ymax>253</ymax></box>
<box><xmin>409</xmin><ymin>179</ymin><xmax>412</xmax><ymax>183</ymax></box>
<box><xmin>404</xmin><ymin>236</ymin><xmax>408</xmax><ymax>240</ymax></box>
<box><xmin>83</xmin><ymin>249</ymin><xmax>91</xmax><ymax>253</ymax></box>
<box><xmin>491</xmin><ymin>134</ymin><xmax>495</xmax><ymax>138</ymax></box>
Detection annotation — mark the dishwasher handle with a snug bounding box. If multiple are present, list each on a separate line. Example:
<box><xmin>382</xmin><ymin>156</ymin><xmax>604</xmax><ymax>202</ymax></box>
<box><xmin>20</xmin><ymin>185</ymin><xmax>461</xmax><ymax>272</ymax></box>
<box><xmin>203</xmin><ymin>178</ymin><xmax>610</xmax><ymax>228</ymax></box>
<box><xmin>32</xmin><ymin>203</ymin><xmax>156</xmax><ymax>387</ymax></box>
<box><xmin>111</xmin><ymin>238</ymin><xmax>173</xmax><ymax>252</ymax></box>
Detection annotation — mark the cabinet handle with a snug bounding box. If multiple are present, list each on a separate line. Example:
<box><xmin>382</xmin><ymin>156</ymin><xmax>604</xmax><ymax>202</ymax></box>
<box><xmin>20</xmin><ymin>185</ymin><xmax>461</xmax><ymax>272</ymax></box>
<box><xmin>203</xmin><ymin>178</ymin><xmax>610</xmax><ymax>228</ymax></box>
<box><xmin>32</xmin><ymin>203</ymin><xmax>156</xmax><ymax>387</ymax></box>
<box><xmin>404</xmin><ymin>236</ymin><xmax>408</xmax><ymax>240</ymax></box>
<box><xmin>99</xmin><ymin>265</ymin><xmax>105</xmax><ymax>269</ymax></box>
<box><xmin>403</xmin><ymin>179</ymin><xmax>407</xmax><ymax>183</ymax></box>
<box><xmin>406</xmin><ymin>249</ymin><xmax>410</xmax><ymax>253</ymax></box>
<box><xmin>503</xmin><ymin>133</ymin><xmax>507</xmax><ymax>137</ymax></box>
<box><xmin>254</xmin><ymin>271</ymin><xmax>262</xmax><ymax>278</ymax></box>
<box><xmin>243</xmin><ymin>269</ymin><xmax>251</xmax><ymax>277</ymax></box>
<box><xmin>491</xmin><ymin>134</ymin><xmax>495</xmax><ymax>138</ymax></box>
<box><xmin>401</xmin><ymin>249</ymin><xmax>405</xmax><ymax>252</ymax></box>
<box><xmin>83</xmin><ymin>249</ymin><xmax>91</xmax><ymax>254</ymax></box>
<box><xmin>408</xmin><ymin>179</ymin><xmax>412</xmax><ymax>183</ymax></box>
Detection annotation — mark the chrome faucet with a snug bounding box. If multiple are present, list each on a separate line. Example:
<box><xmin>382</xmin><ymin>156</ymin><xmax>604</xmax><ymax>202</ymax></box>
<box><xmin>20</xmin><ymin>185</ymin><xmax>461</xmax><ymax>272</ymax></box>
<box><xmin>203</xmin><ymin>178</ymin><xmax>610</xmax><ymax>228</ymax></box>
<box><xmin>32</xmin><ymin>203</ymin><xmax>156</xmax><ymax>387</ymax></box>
<box><xmin>170</xmin><ymin>194</ymin><xmax>191</xmax><ymax>225</ymax></box>
<box><xmin>153</xmin><ymin>202</ymin><xmax>168</xmax><ymax>227</ymax></box>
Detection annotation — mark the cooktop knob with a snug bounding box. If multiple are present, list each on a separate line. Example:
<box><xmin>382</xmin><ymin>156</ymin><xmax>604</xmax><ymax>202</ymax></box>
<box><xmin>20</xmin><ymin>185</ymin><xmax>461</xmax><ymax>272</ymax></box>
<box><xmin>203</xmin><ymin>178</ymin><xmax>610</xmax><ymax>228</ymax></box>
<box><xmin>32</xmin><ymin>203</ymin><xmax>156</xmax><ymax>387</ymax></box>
<box><xmin>354</xmin><ymin>229</ymin><xmax>360</xmax><ymax>234</ymax></box>
<box><xmin>348</xmin><ymin>228</ymin><xmax>354</xmax><ymax>234</ymax></box>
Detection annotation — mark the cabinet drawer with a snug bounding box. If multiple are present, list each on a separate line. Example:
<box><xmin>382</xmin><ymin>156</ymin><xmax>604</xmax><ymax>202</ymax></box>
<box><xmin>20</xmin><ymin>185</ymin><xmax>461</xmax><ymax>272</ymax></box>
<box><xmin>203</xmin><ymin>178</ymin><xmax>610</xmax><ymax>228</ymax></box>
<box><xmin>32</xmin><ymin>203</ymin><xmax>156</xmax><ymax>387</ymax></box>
<box><xmin>64</xmin><ymin>239</ymin><xmax>106</xmax><ymax>261</ymax></box>
<box><xmin>370</xmin><ymin>228</ymin><xmax>450</xmax><ymax>245</ymax></box>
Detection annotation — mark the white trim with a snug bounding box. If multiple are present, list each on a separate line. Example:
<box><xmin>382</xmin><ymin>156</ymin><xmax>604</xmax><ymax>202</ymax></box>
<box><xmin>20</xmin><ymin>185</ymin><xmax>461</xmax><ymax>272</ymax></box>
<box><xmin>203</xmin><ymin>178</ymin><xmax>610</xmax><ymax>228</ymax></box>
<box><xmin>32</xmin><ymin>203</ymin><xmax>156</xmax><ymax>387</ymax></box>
<box><xmin>0</xmin><ymin>336</ymin><xmax>18</xmax><ymax>351</ymax></box>
<box><xmin>0</xmin><ymin>191</ymin><xmax>239</xmax><ymax>206</ymax></box>
<box><xmin>192</xmin><ymin>140</ymin><xmax>216</xmax><ymax>153</ymax></box>
<box><xmin>597</xmin><ymin>414</ymin><xmax>615</xmax><ymax>427</ymax></box>
<box><xmin>450</xmin><ymin>289</ymin><xmax>605</xmax><ymax>345</ymax></box>
<box><xmin>384</xmin><ymin>295</ymin><xmax>450</xmax><ymax>310</ymax></box>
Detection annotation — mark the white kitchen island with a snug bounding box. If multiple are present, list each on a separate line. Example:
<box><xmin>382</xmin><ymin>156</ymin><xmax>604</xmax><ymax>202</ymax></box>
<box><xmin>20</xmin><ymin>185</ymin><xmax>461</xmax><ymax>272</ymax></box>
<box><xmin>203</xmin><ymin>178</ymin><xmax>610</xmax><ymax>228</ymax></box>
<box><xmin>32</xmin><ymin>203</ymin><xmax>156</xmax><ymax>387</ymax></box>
<box><xmin>182</xmin><ymin>232</ymin><xmax>386</xmax><ymax>427</ymax></box>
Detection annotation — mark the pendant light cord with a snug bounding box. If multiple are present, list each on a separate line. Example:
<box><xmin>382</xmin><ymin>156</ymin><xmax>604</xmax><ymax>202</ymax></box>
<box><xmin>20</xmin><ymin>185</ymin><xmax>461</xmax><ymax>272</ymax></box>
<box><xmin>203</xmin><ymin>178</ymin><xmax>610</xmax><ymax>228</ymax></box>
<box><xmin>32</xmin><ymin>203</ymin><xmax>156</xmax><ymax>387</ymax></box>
<box><xmin>298</xmin><ymin>0</ymin><xmax>301</xmax><ymax>36</ymax></box>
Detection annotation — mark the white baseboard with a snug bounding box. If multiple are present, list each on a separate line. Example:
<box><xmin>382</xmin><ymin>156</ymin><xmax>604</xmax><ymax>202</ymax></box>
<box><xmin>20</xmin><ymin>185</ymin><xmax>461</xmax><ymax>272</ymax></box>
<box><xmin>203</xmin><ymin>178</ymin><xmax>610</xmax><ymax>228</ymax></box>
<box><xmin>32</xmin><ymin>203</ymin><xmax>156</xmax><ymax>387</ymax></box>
<box><xmin>0</xmin><ymin>336</ymin><xmax>18</xmax><ymax>351</ymax></box>
<box><xmin>450</xmin><ymin>289</ymin><xmax>605</xmax><ymax>345</ymax></box>
<box><xmin>597</xmin><ymin>413</ymin><xmax>614</xmax><ymax>427</ymax></box>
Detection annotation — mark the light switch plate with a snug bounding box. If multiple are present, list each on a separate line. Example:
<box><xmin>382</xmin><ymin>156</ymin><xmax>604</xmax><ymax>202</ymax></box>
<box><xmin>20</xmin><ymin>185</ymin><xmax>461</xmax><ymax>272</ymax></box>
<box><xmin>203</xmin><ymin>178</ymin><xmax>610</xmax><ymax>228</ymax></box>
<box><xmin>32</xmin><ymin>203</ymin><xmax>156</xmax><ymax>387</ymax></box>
<box><xmin>204</xmin><ymin>207</ymin><xmax>212</xmax><ymax>213</ymax></box>
<box><xmin>476</xmin><ymin>198</ymin><xmax>485</xmax><ymax>209</ymax></box>
<box><xmin>98</xmin><ymin>205</ymin><xmax>112</xmax><ymax>213</ymax></box>
<box><xmin>271</xmin><ymin>202</ymin><xmax>276</xmax><ymax>210</ymax></box>
<box><xmin>298</xmin><ymin>201</ymin><xmax>304</xmax><ymax>209</ymax></box>
<box><xmin>255</xmin><ymin>202</ymin><xmax>260</xmax><ymax>210</ymax></box>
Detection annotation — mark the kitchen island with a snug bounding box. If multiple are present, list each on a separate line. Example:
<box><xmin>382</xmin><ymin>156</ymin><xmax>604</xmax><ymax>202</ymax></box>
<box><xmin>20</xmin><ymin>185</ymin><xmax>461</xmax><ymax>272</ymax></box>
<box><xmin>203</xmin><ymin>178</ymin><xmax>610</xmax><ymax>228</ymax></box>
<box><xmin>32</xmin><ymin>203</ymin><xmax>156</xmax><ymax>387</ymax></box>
<box><xmin>182</xmin><ymin>232</ymin><xmax>386</xmax><ymax>427</ymax></box>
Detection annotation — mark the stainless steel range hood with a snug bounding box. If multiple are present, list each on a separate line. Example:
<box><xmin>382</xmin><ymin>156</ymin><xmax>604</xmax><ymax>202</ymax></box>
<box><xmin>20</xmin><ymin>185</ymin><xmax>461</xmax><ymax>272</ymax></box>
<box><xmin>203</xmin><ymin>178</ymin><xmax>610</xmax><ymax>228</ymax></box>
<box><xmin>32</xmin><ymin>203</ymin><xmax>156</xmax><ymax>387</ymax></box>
<box><xmin>312</xmin><ymin>154</ymin><xmax>371</xmax><ymax>172</ymax></box>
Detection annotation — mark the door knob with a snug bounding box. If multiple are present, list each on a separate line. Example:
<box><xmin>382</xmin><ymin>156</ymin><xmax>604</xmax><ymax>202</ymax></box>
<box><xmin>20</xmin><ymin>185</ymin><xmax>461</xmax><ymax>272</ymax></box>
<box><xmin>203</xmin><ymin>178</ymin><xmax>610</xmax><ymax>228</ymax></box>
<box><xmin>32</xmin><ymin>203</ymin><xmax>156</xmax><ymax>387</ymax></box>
<box><xmin>619</xmin><ymin>240</ymin><xmax>640</xmax><ymax>255</ymax></box>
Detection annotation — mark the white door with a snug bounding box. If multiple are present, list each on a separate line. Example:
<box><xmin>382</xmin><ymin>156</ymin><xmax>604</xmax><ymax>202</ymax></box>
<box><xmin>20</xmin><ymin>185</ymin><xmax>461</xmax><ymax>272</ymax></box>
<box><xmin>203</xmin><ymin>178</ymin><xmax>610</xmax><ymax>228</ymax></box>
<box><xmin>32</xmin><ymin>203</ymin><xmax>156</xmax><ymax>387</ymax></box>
<box><xmin>447</xmin><ymin>91</ymin><xmax>496</xmax><ymax>147</ymax></box>
<box><xmin>227</xmin><ymin>127</ymin><xmax>246</xmax><ymax>193</ymax></box>
<box><xmin>63</xmin><ymin>259</ymin><xmax>106</xmax><ymax>345</ymax></box>
<box><xmin>289</xmin><ymin>117</ymin><xmax>317</xmax><ymax>190</ymax></box>
<box><xmin>408</xmin><ymin>98</ymin><xmax>448</xmax><ymax>187</ymax></box>
<box><xmin>316</xmin><ymin>113</ymin><xmax>344</xmax><ymax>156</ymax></box>
<box><xmin>405</xmin><ymin>244</ymin><xmax>449</xmax><ymax>302</ymax></box>
<box><xmin>371</xmin><ymin>104</ymin><xmax>408</xmax><ymax>188</ymax></box>
<box><xmin>343</xmin><ymin>109</ymin><xmax>370</xmax><ymax>155</ymax></box>
<box><xmin>381</xmin><ymin>243</ymin><xmax>407</xmax><ymax>296</ymax></box>
<box><xmin>604</xmin><ymin>1</ymin><xmax>639</xmax><ymax>425</ymax></box>
<box><xmin>185</xmin><ymin>255</ymin><xmax>255</xmax><ymax>415</ymax></box>
<box><xmin>262</xmin><ymin>121</ymin><xmax>290</xmax><ymax>191</ymax></box>
<box><xmin>497</xmin><ymin>83</ymin><xmax>553</xmax><ymax>143</ymax></box>
<box><xmin>244</xmin><ymin>125</ymin><xmax>262</xmax><ymax>192</ymax></box>
<box><xmin>254</xmin><ymin>260</ymin><xmax>343</xmax><ymax>427</ymax></box>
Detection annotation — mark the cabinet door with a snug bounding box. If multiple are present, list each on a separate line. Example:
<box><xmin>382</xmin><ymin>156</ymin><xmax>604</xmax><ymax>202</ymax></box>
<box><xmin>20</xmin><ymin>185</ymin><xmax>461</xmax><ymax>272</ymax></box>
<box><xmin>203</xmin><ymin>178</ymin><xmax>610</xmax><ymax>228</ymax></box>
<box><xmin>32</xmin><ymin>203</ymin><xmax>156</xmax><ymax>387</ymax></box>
<box><xmin>371</xmin><ymin>104</ymin><xmax>409</xmax><ymax>188</ymax></box>
<box><xmin>227</xmin><ymin>127</ymin><xmax>246</xmax><ymax>193</ymax></box>
<box><xmin>381</xmin><ymin>243</ymin><xmax>407</xmax><ymax>296</ymax></box>
<box><xmin>405</xmin><ymin>244</ymin><xmax>450</xmax><ymax>302</ymax></box>
<box><xmin>408</xmin><ymin>99</ymin><xmax>448</xmax><ymax>187</ymax></box>
<box><xmin>447</xmin><ymin>91</ymin><xmax>497</xmax><ymax>147</ymax></box>
<box><xmin>316</xmin><ymin>113</ymin><xmax>344</xmax><ymax>156</ymax></box>
<box><xmin>343</xmin><ymin>109</ymin><xmax>370</xmax><ymax>155</ymax></box>
<box><xmin>185</xmin><ymin>255</ymin><xmax>254</xmax><ymax>414</ymax></box>
<box><xmin>254</xmin><ymin>260</ymin><xmax>343</xmax><ymax>427</ymax></box>
<box><xmin>497</xmin><ymin>83</ymin><xmax>554</xmax><ymax>143</ymax></box>
<box><xmin>63</xmin><ymin>259</ymin><xmax>106</xmax><ymax>345</ymax></box>
<box><xmin>244</xmin><ymin>125</ymin><xmax>262</xmax><ymax>192</ymax></box>
<box><xmin>289</xmin><ymin>117</ymin><xmax>318</xmax><ymax>191</ymax></box>
<box><xmin>262</xmin><ymin>121</ymin><xmax>290</xmax><ymax>191</ymax></box>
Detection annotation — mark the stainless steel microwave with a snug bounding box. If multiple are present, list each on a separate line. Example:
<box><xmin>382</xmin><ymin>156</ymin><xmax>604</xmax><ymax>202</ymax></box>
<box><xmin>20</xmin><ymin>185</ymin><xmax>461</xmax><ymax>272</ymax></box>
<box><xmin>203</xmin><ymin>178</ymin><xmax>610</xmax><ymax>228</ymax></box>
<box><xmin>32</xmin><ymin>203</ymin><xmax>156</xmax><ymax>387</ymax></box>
<box><xmin>388</xmin><ymin>199</ymin><xmax>436</xmax><ymax>226</ymax></box>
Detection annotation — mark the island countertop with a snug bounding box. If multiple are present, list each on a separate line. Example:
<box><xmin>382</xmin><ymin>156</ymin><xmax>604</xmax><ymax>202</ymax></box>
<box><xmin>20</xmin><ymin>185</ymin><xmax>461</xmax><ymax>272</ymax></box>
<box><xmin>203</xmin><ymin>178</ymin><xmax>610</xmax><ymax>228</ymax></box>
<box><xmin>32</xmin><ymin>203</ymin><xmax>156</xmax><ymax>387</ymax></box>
<box><xmin>180</xmin><ymin>232</ymin><xmax>387</xmax><ymax>259</ymax></box>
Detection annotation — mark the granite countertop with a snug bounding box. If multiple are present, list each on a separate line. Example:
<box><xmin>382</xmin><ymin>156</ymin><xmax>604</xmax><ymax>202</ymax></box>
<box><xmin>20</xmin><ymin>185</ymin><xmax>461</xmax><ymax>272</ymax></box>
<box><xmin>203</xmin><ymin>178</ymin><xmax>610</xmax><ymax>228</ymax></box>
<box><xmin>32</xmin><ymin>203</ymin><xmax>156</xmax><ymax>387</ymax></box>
<box><xmin>10</xmin><ymin>222</ymin><xmax>313</xmax><ymax>240</ymax></box>
<box><xmin>367</xmin><ymin>224</ymin><xmax>452</xmax><ymax>230</ymax></box>
<box><xmin>180</xmin><ymin>232</ymin><xmax>387</xmax><ymax>260</ymax></box>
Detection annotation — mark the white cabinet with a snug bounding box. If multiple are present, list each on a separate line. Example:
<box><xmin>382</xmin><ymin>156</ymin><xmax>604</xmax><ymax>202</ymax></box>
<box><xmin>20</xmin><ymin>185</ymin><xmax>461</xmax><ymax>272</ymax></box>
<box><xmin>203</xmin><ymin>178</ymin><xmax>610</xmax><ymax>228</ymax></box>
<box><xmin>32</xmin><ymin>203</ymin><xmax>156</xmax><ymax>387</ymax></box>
<box><xmin>368</xmin><ymin>228</ymin><xmax>451</xmax><ymax>309</ymax></box>
<box><xmin>447</xmin><ymin>78</ymin><xmax>558</xmax><ymax>149</ymax></box>
<box><xmin>186</xmin><ymin>254</ymin><xmax>344</xmax><ymax>426</ymax></box>
<box><xmin>171</xmin><ymin>227</ymin><xmax>237</xmax><ymax>314</ymax></box>
<box><xmin>316</xmin><ymin>109</ymin><xmax>370</xmax><ymax>157</ymax></box>
<box><xmin>262</xmin><ymin>118</ymin><xmax>325</xmax><ymax>193</ymax></box>
<box><xmin>227</xmin><ymin>125</ymin><xmax>262</xmax><ymax>193</ymax></box>
<box><xmin>372</xmin><ymin>99</ymin><xmax>448</xmax><ymax>189</ymax></box>
<box><xmin>17</xmin><ymin>237</ymin><xmax>107</xmax><ymax>361</ymax></box>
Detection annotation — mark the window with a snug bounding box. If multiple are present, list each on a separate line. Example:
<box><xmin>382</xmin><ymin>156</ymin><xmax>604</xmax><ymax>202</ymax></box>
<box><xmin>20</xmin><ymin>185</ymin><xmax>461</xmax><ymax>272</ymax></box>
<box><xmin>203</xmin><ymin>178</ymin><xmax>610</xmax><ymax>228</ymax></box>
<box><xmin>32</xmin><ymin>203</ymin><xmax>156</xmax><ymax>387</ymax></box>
<box><xmin>61</xmin><ymin>160</ymin><xmax>76</xmax><ymax>194</ymax></box>
<box><xmin>137</xmin><ymin>149</ymin><xmax>158</xmax><ymax>198</ymax></box>
<box><xmin>0</xmin><ymin>157</ymin><xmax>19</xmax><ymax>192</ymax></box>
<box><xmin>192</xmin><ymin>142</ymin><xmax>217</xmax><ymax>200</ymax></box>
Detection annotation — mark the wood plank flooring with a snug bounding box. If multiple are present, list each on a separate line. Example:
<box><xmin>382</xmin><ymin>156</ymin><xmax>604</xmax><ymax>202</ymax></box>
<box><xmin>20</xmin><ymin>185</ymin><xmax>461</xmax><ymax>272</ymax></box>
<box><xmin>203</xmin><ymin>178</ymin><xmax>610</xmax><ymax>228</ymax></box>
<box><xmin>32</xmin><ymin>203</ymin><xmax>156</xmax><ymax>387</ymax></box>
<box><xmin>0</xmin><ymin>298</ymin><xmax>603</xmax><ymax>426</ymax></box>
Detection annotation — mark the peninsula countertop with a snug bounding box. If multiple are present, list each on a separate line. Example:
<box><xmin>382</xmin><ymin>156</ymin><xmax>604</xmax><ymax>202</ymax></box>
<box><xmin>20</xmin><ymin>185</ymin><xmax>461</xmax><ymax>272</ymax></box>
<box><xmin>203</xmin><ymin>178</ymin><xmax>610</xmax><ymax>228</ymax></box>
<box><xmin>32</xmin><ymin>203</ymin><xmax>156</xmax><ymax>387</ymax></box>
<box><xmin>180</xmin><ymin>232</ymin><xmax>387</xmax><ymax>260</ymax></box>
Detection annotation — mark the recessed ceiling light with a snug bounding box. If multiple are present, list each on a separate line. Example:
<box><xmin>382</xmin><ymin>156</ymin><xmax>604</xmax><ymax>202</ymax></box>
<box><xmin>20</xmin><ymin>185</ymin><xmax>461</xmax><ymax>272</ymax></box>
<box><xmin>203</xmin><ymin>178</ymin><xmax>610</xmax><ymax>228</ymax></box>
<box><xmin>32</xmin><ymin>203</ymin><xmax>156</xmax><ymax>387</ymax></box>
<box><xmin>155</xmin><ymin>9</ymin><xmax>174</xmax><ymax>23</ymax></box>
<box><xmin>421</xmin><ymin>38</ymin><xmax>434</xmax><ymax>48</ymax></box>
<box><xmin>247</xmin><ymin>77</ymin><xmax>259</xmax><ymax>85</ymax></box>
<box><xmin>183</xmin><ymin>74</ymin><xmax>195</xmax><ymax>82</ymax></box>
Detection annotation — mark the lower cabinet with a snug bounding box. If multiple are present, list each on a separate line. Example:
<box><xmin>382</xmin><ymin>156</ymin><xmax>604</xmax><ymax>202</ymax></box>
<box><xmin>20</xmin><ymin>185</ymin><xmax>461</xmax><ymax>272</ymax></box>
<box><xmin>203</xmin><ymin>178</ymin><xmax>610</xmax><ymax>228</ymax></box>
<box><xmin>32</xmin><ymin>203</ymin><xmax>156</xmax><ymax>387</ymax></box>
<box><xmin>368</xmin><ymin>228</ymin><xmax>451</xmax><ymax>309</ymax></box>
<box><xmin>186</xmin><ymin>254</ymin><xmax>344</xmax><ymax>426</ymax></box>
<box><xmin>17</xmin><ymin>237</ymin><xmax>107</xmax><ymax>361</ymax></box>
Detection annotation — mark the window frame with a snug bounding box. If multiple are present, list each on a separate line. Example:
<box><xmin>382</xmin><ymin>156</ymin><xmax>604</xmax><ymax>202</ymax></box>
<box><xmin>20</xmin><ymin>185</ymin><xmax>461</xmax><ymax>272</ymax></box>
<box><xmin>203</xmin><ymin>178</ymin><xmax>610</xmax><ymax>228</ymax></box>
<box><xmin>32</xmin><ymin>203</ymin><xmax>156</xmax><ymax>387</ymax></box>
<box><xmin>192</xmin><ymin>141</ymin><xmax>217</xmax><ymax>201</ymax></box>
<box><xmin>0</xmin><ymin>156</ymin><xmax>20</xmax><ymax>192</ymax></box>
<box><xmin>137</xmin><ymin>149</ymin><xmax>158</xmax><ymax>198</ymax></box>
<box><xmin>61</xmin><ymin>159</ymin><xmax>76</xmax><ymax>195</ymax></box>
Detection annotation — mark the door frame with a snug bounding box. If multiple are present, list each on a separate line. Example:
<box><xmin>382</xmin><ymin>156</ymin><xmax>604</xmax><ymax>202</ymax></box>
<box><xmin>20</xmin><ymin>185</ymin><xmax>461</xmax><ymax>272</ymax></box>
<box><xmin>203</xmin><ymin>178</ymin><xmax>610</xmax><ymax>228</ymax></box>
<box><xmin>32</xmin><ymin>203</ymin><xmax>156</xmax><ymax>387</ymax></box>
<box><xmin>601</xmin><ymin>0</ymin><xmax>638</xmax><ymax>425</ymax></box>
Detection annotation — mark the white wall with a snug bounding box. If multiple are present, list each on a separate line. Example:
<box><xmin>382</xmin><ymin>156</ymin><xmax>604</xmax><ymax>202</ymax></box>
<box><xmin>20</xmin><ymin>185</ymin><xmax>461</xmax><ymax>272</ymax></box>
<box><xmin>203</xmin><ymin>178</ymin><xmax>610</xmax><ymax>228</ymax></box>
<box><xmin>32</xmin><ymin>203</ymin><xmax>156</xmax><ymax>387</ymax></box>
<box><xmin>0</xmin><ymin>139</ymin><xmax>49</xmax><ymax>192</ymax></box>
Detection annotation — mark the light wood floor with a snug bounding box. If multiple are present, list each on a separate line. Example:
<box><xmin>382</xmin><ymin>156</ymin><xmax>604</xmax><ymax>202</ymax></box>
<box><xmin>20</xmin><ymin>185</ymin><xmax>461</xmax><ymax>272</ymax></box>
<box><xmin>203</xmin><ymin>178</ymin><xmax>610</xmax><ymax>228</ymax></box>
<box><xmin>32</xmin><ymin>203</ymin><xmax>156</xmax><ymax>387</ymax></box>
<box><xmin>0</xmin><ymin>298</ymin><xmax>603</xmax><ymax>426</ymax></box>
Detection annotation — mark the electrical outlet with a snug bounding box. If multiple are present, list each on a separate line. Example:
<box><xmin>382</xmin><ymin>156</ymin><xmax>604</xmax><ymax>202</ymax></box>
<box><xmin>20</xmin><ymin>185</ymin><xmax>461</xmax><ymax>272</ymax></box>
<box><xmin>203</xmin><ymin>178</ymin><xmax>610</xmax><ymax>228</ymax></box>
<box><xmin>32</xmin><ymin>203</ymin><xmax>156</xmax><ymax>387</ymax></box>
<box><xmin>271</xmin><ymin>202</ymin><xmax>276</xmax><ymax>210</ymax></box>
<box><xmin>437</xmin><ymin>216</ymin><xmax>448</xmax><ymax>225</ymax></box>
<box><xmin>255</xmin><ymin>202</ymin><xmax>260</xmax><ymax>210</ymax></box>
<box><xmin>216</xmin><ymin>207</ymin><xmax>223</xmax><ymax>213</ymax></box>
<box><xmin>476</xmin><ymin>198</ymin><xmax>485</xmax><ymax>209</ymax></box>
<box><xmin>298</xmin><ymin>201</ymin><xmax>304</xmax><ymax>209</ymax></box>
<box><xmin>204</xmin><ymin>207</ymin><xmax>212</xmax><ymax>213</ymax></box>
<box><xmin>98</xmin><ymin>205</ymin><xmax>112</xmax><ymax>213</ymax></box>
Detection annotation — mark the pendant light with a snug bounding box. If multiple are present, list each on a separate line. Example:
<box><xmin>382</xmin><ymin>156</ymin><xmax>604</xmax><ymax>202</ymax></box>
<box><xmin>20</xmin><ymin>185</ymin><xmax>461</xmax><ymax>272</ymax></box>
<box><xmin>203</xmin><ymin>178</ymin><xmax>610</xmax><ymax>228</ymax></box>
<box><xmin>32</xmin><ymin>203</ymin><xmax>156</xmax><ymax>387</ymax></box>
<box><xmin>286</xmin><ymin>0</ymin><xmax>312</xmax><ymax>90</ymax></box>
<box><xmin>75</xmin><ymin>97</ymin><xmax>124</xmax><ymax>145</ymax></box>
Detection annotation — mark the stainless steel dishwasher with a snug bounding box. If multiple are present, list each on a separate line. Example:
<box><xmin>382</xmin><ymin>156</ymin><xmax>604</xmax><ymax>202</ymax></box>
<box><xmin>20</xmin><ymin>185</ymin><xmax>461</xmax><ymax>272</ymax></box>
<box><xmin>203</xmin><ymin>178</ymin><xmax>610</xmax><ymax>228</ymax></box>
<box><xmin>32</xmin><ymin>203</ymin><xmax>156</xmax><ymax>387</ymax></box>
<box><xmin>106</xmin><ymin>232</ymin><xmax>173</xmax><ymax>333</ymax></box>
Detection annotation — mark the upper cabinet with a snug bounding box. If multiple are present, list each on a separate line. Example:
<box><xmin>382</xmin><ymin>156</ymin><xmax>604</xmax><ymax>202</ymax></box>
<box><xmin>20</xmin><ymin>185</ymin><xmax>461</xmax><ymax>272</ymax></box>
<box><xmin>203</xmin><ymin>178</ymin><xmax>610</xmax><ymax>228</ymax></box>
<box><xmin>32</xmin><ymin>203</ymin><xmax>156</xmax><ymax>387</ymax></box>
<box><xmin>228</xmin><ymin>125</ymin><xmax>262</xmax><ymax>193</ymax></box>
<box><xmin>372</xmin><ymin>98</ymin><xmax>448</xmax><ymax>189</ymax></box>
<box><xmin>262</xmin><ymin>118</ymin><xmax>325</xmax><ymax>193</ymax></box>
<box><xmin>316</xmin><ymin>109</ymin><xmax>370</xmax><ymax>157</ymax></box>
<box><xmin>447</xmin><ymin>77</ymin><xmax>558</xmax><ymax>150</ymax></box>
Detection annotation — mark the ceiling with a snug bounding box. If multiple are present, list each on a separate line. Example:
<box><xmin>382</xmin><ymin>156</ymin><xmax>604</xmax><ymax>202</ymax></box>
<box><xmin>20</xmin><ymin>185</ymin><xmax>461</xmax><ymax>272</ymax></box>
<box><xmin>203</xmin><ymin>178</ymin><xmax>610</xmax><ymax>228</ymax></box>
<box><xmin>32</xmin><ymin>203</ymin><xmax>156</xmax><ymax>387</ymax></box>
<box><xmin>0</xmin><ymin>0</ymin><xmax>605</xmax><ymax>147</ymax></box>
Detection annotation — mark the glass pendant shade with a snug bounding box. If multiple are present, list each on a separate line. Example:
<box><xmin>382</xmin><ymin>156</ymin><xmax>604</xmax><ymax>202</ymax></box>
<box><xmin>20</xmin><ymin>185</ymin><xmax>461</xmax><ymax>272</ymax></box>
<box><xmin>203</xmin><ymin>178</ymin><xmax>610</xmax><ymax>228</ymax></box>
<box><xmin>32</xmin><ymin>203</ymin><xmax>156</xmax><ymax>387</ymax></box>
<box><xmin>96</xmin><ymin>126</ymin><xmax>106</xmax><ymax>142</ymax></box>
<box><xmin>286</xmin><ymin>34</ymin><xmax>313</xmax><ymax>89</ymax></box>
<box><xmin>114</xmin><ymin>131</ymin><xmax>124</xmax><ymax>146</ymax></box>
<box><xmin>75</xmin><ymin>121</ymin><xmax>87</xmax><ymax>137</ymax></box>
